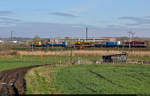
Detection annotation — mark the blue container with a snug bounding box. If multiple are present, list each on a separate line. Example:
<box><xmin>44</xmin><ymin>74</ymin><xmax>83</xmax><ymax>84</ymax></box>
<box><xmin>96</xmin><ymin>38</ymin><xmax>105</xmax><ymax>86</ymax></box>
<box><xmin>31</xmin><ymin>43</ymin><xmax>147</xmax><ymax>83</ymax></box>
<box><xmin>106</xmin><ymin>42</ymin><xmax>119</xmax><ymax>47</ymax></box>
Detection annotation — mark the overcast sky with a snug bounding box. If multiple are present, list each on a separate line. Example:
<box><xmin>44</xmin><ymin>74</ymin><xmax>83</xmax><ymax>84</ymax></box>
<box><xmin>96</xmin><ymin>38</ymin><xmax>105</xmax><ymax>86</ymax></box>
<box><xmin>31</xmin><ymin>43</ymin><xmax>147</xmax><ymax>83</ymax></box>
<box><xmin>0</xmin><ymin>0</ymin><xmax>150</xmax><ymax>38</ymax></box>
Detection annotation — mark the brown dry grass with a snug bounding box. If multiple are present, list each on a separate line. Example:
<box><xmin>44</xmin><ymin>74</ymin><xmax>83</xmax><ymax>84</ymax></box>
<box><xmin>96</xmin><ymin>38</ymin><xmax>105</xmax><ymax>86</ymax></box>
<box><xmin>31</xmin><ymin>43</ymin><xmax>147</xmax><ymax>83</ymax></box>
<box><xmin>128</xmin><ymin>51</ymin><xmax>150</xmax><ymax>57</ymax></box>
<box><xmin>17</xmin><ymin>50</ymin><xmax>120</xmax><ymax>56</ymax></box>
<box><xmin>0</xmin><ymin>50</ymin><xmax>150</xmax><ymax>57</ymax></box>
<box><xmin>16</xmin><ymin>50</ymin><xmax>150</xmax><ymax>57</ymax></box>
<box><xmin>0</xmin><ymin>50</ymin><xmax>18</xmax><ymax>58</ymax></box>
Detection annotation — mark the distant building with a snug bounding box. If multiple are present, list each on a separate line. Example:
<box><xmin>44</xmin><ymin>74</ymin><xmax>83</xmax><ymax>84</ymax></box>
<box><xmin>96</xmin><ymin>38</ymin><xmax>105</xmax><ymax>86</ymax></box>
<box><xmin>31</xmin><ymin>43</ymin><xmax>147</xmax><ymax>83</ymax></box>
<box><xmin>49</xmin><ymin>37</ymin><xmax>117</xmax><ymax>43</ymax></box>
<box><xmin>78</xmin><ymin>37</ymin><xmax>117</xmax><ymax>42</ymax></box>
<box><xmin>8</xmin><ymin>40</ymin><xmax>18</xmax><ymax>43</ymax></box>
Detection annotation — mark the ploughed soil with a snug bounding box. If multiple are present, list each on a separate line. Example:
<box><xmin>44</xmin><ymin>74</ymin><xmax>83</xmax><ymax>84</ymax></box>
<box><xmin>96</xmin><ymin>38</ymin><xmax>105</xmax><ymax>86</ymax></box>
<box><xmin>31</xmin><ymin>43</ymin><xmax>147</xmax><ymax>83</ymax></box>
<box><xmin>0</xmin><ymin>64</ymin><xmax>55</xmax><ymax>95</ymax></box>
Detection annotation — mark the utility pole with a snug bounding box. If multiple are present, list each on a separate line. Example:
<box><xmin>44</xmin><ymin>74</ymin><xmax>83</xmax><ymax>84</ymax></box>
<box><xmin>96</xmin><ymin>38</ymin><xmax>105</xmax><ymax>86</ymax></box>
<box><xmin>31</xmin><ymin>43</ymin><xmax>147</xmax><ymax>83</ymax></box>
<box><xmin>128</xmin><ymin>32</ymin><xmax>131</xmax><ymax>49</ymax></box>
<box><xmin>70</xmin><ymin>37</ymin><xmax>73</xmax><ymax>65</ymax></box>
<box><xmin>49</xmin><ymin>32</ymin><xmax>51</xmax><ymax>42</ymax></box>
<box><xmin>86</xmin><ymin>27</ymin><xmax>88</xmax><ymax>41</ymax></box>
<box><xmin>10</xmin><ymin>31</ymin><xmax>13</xmax><ymax>41</ymax></box>
<box><xmin>51</xmin><ymin>32</ymin><xmax>54</xmax><ymax>48</ymax></box>
<box><xmin>128</xmin><ymin>31</ymin><xmax>135</xmax><ymax>49</ymax></box>
<box><xmin>32</xmin><ymin>42</ymin><xmax>34</xmax><ymax>52</ymax></box>
<box><xmin>131</xmin><ymin>32</ymin><xmax>135</xmax><ymax>41</ymax></box>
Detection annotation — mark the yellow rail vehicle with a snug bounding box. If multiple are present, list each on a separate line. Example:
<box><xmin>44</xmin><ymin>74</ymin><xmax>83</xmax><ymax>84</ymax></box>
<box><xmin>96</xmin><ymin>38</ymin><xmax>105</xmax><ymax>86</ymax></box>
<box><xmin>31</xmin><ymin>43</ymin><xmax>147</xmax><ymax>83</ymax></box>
<box><xmin>33</xmin><ymin>41</ymin><xmax>42</xmax><ymax>47</ymax></box>
<box><xmin>73</xmin><ymin>41</ymin><xmax>95</xmax><ymax>48</ymax></box>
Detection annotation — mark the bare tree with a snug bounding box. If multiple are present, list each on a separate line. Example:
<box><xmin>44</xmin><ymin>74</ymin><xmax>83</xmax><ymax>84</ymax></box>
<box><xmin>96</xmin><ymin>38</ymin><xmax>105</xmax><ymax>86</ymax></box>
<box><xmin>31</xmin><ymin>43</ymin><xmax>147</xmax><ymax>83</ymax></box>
<box><xmin>33</xmin><ymin>35</ymin><xmax>41</xmax><ymax>43</ymax></box>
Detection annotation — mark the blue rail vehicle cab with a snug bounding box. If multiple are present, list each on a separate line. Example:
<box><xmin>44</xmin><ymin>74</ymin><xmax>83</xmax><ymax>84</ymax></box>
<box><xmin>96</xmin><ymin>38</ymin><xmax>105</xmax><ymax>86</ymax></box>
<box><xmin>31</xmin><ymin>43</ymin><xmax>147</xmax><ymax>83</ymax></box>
<box><xmin>106</xmin><ymin>42</ymin><xmax>119</xmax><ymax>47</ymax></box>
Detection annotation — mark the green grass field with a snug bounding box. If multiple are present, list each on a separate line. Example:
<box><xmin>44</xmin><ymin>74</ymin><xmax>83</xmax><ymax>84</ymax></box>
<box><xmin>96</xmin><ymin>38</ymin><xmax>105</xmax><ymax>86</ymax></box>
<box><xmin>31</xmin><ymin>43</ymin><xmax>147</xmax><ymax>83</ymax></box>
<box><xmin>0</xmin><ymin>55</ymin><xmax>50</xmax><ymax>71</ymax></box>
<box><xmin>1</xmin><ymin>54</ymin><xmax>150</xmax><ymax>94</ymax></box>
<box><xmin>0</xmin><ymin>55</ymin><xmax>101</xmax><ymax>71</ymax></box>
<box><xmin>25</xmin><ymin>64</ymin><xmax>150</xmax><ymax>94</ymax></box>
<box><xmin>0</xmin><ymin>55</ymin><xmax>150</xmax><ymax>71</ymax></box>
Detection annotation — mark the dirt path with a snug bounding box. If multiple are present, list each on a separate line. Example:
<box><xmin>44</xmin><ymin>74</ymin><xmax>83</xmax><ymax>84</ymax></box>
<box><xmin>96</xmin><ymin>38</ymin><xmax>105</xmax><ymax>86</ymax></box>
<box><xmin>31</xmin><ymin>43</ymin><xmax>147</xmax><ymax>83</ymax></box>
<box><xmin>0</xmin><ymin>64</ymin><xmax>55</xmax><ymax>95</ymax></box>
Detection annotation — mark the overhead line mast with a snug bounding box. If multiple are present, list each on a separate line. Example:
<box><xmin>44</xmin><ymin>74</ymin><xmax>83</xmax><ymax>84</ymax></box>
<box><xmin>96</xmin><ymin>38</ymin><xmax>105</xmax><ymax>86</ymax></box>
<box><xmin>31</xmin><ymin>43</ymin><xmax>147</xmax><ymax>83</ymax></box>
<box><xmin>86</xmin><ymin>27</ymin><xmax>88</xmax><ymax>41</ymax></box>
<box><xmin>11</xmin><ymin>31</ymin><xmax>13</xmax><ymax>41</ymax></box>
<box><xmin>128</xmin><ymin>31</ymin><xmax>135</xmax><ymax>48</ymax></box>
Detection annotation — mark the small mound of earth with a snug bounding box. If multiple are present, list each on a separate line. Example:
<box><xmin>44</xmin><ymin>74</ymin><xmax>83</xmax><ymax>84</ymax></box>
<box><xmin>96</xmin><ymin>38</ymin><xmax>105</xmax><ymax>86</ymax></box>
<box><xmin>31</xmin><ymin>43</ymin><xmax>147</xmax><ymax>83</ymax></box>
<box><xmin>72</xmin><ymin>59</ymin><xmax>95</xmax><ymax>65</ymax></box>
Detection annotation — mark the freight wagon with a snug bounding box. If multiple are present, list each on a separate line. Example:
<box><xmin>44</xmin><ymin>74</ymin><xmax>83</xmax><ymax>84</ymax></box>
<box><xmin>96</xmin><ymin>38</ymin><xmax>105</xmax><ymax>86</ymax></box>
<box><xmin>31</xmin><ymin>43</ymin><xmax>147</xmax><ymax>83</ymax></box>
<box><xmin>94</xmin><ymin>41</ymin><xmax>121</xmax><ymax>48</ymax></box>
<box><xmin>105</xmin><ymin>41</ymin><xmax>120</xmax><ymax>47</ymax></box>
<box><xmin>94</xmin><ymin>41</ymin><xmax>147</xmax><ymax>48</ymax></box>
<box><xmin>42</xmin><ymin>42</ymin><xmax>68</xmax><ymax>47</ymax></box>
<box><xmin>32</xmin><ymin>41</ymin><xmax>68</xmax><ymax>47</ymax></box>
<box><xmin>72</xmin><ymin>41</ymin><xmax>95</xmax><ymax>48</ymax></box>
<box><xmin>94</xmin><ymin>44</ymin><xmax>105</xmax><ymax>47</ymax></box>
<box><xmin>123</xmin><ymin>41</ymin><xmax>147</xmax><ymax>48</ymax></box>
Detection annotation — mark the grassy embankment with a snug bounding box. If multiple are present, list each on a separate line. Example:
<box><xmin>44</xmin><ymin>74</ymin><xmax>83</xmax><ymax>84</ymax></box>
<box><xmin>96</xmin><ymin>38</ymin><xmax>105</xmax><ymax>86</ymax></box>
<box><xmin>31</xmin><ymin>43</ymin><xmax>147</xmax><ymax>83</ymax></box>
<box><xmin>25</xmin><ymin>64</ymin><xmax>150</xmax><ymax>94</ymax></box>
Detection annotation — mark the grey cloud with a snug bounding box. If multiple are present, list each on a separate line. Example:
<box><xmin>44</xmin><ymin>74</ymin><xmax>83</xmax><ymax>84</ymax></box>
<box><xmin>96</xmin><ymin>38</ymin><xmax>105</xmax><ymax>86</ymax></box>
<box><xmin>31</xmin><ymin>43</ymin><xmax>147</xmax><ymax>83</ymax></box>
<box><xmin>119</xmin><ymin>16</ymin><xmax>150</xmax><ymax>26</ymax></box>
<box><xmin>0</xmin><ymin>17</ymin><xmax>20</xmax><ymax>22</ymax></box>
<box><xmin>119</xmin><ymin>16</ymin><xmax>141</xmax><ymax>21</ymax></box>
<box><xmin>0</xmin><ymin>17</ymin><xmax>21</xmax><ymax>27</ymax></box>
<box><xmin>144</xmin><ymin>16</ymin><xmax>150</xmax><ymax>18</ymax></box>
<box><xmin>107</xmin><ymin>25</ymin><xmax>126</xmax><ymax>29</ymax></box>
<box><xmin>125</xmin><ymin>23</ymin><xmax>141</xmax><ymax>26</ymax></box>
<box><xmin>0</xmin><ymin>11</ymin><xmax>13</xmax><ymax>16</ymax></box>
<box><xmin>50</xmin><ymin>12</ymin><xmax>78</xmax><ymax>18</ymax></box>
